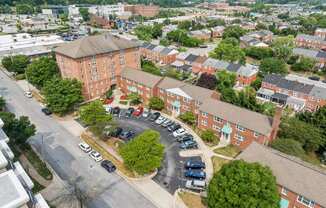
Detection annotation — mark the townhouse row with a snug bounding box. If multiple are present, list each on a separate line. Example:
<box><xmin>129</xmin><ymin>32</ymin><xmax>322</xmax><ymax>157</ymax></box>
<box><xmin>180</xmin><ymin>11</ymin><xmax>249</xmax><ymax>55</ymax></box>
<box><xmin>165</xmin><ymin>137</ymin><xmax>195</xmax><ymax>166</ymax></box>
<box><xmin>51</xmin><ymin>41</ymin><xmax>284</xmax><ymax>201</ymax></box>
<box><xmin>118</xmin><ymin>68</ymin><xmax>280</xmax><ymax>150</ymax></box>
<box><xmin>295</xmin><ymin>34</ymin><xmax>326</xmax><ymax>50</ymax></box>
<box><xmin>257</xmin><ymin>74</ymin><xmax>326</xmax><ymax>112</ymax></box>
<box><xmin>238</xmin><ymin>142</ymin><xmax>326</xmax><ymax>208</ymax></box>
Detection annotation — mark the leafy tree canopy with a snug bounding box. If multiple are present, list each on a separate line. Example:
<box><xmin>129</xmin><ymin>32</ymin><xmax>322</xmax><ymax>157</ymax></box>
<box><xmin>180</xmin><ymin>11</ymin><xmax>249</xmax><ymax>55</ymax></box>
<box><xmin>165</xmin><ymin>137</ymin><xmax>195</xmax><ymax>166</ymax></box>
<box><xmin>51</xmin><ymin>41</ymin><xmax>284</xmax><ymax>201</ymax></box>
<box><xmin>210</xmin><ymin>38</ymin><xmax>245</xmax><ymax>63</ymax></box>
<box><xmin>196</xmin><ymin>73</ymin><xmax>218</xmax><ymax>90</ymax></box>
<box><xmin>222</xmin><ymin>25</ymin><xmax>247</xmax><ymax>40</ymax></box>
<box><xmin>149</xmin><ymin>97</ymin><xmax>164</xmax><ymax>110</ymax></box>
<box><xmin>179</xmin><ymin>111</ymin><xmax>196</xmax><ymax>125</ymax></box>
<box><xmin>259</xmin><ymin>57</ymin><xmax>287</xmax><ymax>76</ymax></box>
<box><xmin>79</xmin><ymin>8</ymin><xmax>90</xmax><ymax>22</ymax></box>
<box><xmin>2</xmin><ymin>55</ymin><xmax>30</xmax><ymax>74</ymax></box>
<box><xmin>201</xmin><ymin>129</ymin><xmax>218</xmax><ymax>143</ymax></box>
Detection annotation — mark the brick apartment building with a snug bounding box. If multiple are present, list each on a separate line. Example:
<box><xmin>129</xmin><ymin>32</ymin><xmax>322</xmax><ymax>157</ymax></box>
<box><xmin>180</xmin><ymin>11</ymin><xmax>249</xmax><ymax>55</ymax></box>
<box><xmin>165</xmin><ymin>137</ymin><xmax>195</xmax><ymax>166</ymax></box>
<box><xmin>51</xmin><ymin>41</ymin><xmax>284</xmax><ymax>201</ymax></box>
<box><xmin>238</xmin><ymin>142</ymin><xmax>326</xmax><ymax>208</ymax></box>
<box><xmin>118</xmin><ymin>68</ymin><xmax>279</xmax><ymax>149</ymax></box>
<box><xmin>55</xmin><ymin>33</ymin><xmax>141</xmax><ymax>100</ymax></box>
<box><xmin>124</xmin><ymin>4</ymin><xmax>159</xmax><ymax>17</ymax></box>
<box><xmin>257</xmin><ymin>74</ymin><xmax>326</xmax><ymax>112</ymax></box>
<box><xmin>295</xmin><ymin>34</ymin><xmax>326</xmax><ymax>50</ymax></box>
<box><xmin>197</xmin><ymin>98</ymin><xmax>280</xmax><ymax>150</ymax></box>
<box><xmin>140</xmin><ymin>43</ymin><xmax>179</xmax><ymax>65</ymax></box>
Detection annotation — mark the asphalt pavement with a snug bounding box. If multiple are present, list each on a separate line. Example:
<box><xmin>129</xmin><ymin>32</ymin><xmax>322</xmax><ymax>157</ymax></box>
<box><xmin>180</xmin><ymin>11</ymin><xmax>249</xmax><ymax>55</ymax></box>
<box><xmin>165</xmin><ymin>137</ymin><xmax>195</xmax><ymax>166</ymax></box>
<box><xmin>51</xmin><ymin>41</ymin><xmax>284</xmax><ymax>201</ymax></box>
<box><xmin>0</xmin><ymin>70</ymin><xmax>157</xmax><ymax>208</ymax></box>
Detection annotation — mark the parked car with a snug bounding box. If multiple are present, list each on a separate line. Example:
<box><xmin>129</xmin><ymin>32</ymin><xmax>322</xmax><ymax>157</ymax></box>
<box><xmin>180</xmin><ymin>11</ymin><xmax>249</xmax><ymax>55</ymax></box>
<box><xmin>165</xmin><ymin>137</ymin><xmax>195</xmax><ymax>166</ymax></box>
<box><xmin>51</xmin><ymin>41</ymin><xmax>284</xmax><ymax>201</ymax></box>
<box><xmin>101</xmin><ymin>160</ymin><xmax>116</xmax><ymax>173</ymax></box>
<box><xmin>177</xmin><ymin>134</ymin><xmax>194</xmax><ymax>143</ymax></box>
<box><xmin>185</xmin><ymin>180</ymin><xmax>206</xmax><ymax>191</ymax></box>
<box><xmin>132</xmin><ymin>106</ymin><xmax>143</xmax><ymax>117</ymax></box>
<box><xmin>104</xmin><ymin>105</ymin><xmax>112</xmax><ymax>114</ymax></box>
<box><xmin>119</xmin><ymin>130</ymin><xmax>135</xmax><ymax>141</ymax></box>
<box><xmin>24</xmin><ymin>91</ymin><xmax>33</xmax><ymax>98</ymax></box>
<box><xmin>162</xmin><ymin>120</ymin><xmax>173</xmax><ymax>127</ymax></box>
<box><xmin>142</xmin><ymin>108</ymin><xmax>150</xmax><ymax>118</ymax></box>
<box><xmin>168</xmin><ymin>123</ymin><xmax>181</xmax><ymax>132</ymax></box>
<box><xmin>109</xmin><ymin>127</ymin><xmax>123</xmax><ymax>138</ymax></box>
<box><xmin>41</xmin><ymin>108</ymin><xmax>52</xmax><ymax>115</ymax></box>
<box><xmin>112</xmin><ymin>107</ymin><xmax>120</xmax><ymax>116</ymax></box>
<box><xmin>180</xmin><ymin>140</ymin><xmax>198</xmax><ymax>149</ymax></box>
<box><xmin>184</xmin><ymin>169</ymin><xmax>206</xmax><ymax>180</ymax></box>
<box><xmin>78</xmin><ymin>142</ymin><xmax>92</xmax><ymax>153</ymax></box>
<box><xmin>155</xmin><ymin>116</ymin><xmax>167</xmax><ymax>124</ymax></box>
<box><xmin>308</xmin><ymin>76</ymin><xmax>320</xmax><ymax>81</ymax></box>
<box><xmin>89</xmin><ymin>150</ymin><xmax>103</xmax><ymax>162</ymax></box>
<box><xmin>149</xmin><ymin>112</ymin><xmax>161</xmax><ymax>121</ymax></box>
<box><xmin>173</xmin><ymin>128</ymin><xmax>187</xmax><ymax>137</ymax></box>
<box><xmin>125</xmin><ymin>107</ymin><xmax>135</xmax><ymax>117</ymax></box>
<box><xmin>185</xmin><ymin>160</ymin><xmax>205</xmax><ymax>169</ymax></box>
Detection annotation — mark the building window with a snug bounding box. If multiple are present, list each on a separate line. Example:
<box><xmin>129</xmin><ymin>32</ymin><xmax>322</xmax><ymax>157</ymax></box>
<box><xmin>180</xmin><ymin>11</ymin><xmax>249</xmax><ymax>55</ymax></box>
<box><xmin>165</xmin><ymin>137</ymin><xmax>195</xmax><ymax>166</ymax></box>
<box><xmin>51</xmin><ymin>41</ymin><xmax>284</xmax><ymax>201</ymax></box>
<box><xmin>281</xmin><ymin>187</ymin><xmax>288</xmax><ymax>196</ymax></box>
<box><xmin>119</xmin><ymin>50</ymin><xmax>125</xmax><ymax>65</ymax></box>
<box><xmin>183</xmin><ymin>97</ymin><xmax>190</xmax><ymax>103</ymax></box>
<box><xmin>213</xmin><ymin>125</ymin><xmax>221</xmax><ymax>132</ymax></box>
<box><xmin>202</xmin><ymin>112</ymin><xmax>208</xmax><ymax>117</ymax></box>
<box><xmin>297</xmin><ymin>195</ymin><xmax>315</xmax><ymax>208</ymax></box>
<box><xmin>201</xmin><ymin>120</ymin><xmax>207</xmax><ymax>126</ymax></box>
<box><xmin>235</xmin><ymin>134</ymin><xmax>245</xmax><ymax>142</ymax></box>
<box><xmin>214</xmin><ymin>116</ymin><xmax>222</xmax><ymax>123</ymax></box>
<box><xmin>236</xmin><ymin>125</ymin><xmax>245</xmax><ymax>132</ymax></box>
<box><xmin>254</xmin><ymin>132</ymin><xmax>260</xmax><ymax>138</ymax></box>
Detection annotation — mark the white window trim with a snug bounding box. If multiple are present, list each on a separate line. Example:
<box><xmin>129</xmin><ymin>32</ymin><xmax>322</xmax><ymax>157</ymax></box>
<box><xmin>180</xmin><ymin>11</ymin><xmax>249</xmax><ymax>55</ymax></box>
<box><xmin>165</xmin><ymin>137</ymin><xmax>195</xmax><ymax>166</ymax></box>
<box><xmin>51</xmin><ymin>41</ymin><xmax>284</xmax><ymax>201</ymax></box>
<box><xmin>297</xmin><ymin>195</ymin><xmax>315</xmax><ymax>208</ymax></box>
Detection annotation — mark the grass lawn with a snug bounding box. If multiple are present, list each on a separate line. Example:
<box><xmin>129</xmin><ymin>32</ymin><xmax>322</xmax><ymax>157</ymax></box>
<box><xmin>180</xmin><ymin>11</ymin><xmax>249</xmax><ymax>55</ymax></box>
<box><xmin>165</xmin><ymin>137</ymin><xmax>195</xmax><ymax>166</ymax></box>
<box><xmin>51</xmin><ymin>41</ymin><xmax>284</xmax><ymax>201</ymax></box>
<box><xmin>212</xmin><ymin>156</ymin><xmax>230</xmax><ymax>173</ymax></box>
<box><xmin>81</xmin><ymin>132</ymin><xmax>136</xmax><ymax>177</ymax></box>
<box><xmin>214</xmin><ymin>145</ymin><xmax>241</xmax><ymax>158</ymax></box>
<box><xmin>179</xmin><ymin>191</ymin><xmax>206</xmax><ymax>208</ymax></box>
<box><xmin>22</xmin><ymin>145</ymin><xmax>53</xmax><ymax>180</ymax></box>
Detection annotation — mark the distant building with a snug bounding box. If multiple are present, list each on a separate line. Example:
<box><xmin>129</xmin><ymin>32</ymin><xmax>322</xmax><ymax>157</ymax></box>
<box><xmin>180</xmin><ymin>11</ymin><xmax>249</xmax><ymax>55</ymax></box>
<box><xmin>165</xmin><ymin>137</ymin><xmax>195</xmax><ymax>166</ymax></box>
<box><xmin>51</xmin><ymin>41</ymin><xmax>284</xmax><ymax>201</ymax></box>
<box><xmin>240</xmin><ymin>30</ymin><xmax>273</xmax><ymax>48</ymax></box>
<box><xmin>295</xmin><ymin>34</ymin><xmax>326</xmax><ymax>50</ymax></box>
<box><xmin>257</xmin><ymin>74</ymin><xmax>326</xmax><ymax>112</ymax></box>
<box><xmin>189</xmin><ymin>29</ymin><xmax>212</xmax><ymax>41</ymax></box>
<box><xmin>293</xmin><ymin>47</ymin><xmax>326</xmax><ymax>68</ymax></box>
<box><xmin>55</xmin><ymin>33</ymin><xmax>141</xmax><ymax>100</ymax></box>
<box><xmin>315</xmin><ymin>28</ymin><xmax>326</xmax><ymax>39</ymax></box>
<box><xmin>211</xmin><ymin>26</ymin><xmax>225</xmax><ymax>38</ymax></box>
<box><xmin>237</xmin><ymin>142</ymin><xmax>326</xmax><ymax>208</ymax></box>
<box><xmin>0</xmin><ymin>118</ymin><xmax>49</xmax><ymax>208</ymax></box>
<box><xmin>124</xmin><ymin>4</ymin><xmax>159</xmax><ymax>17</ymax></box>
<box><xmin>88</xmin><ymin>3</ymin><xmax>124</xmax><ymax>18</ymax></box>
<box><xmin>140</xmin><ymin>43</ymin><xmax>179</xmax><ymax>65</ymax></box>
<box><xmin>89</xmin><ymin>15</ymin><xmax>114</xmax><ymax>29</ymax></box>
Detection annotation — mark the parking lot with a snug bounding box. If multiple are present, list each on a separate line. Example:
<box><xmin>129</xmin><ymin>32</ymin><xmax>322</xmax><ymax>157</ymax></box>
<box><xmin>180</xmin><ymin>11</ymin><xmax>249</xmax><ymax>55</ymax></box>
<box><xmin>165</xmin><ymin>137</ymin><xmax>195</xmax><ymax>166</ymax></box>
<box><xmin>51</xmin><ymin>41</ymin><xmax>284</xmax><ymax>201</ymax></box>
<box><xmin>115</xmin><ymin>108</ymin><xmax>203</xmax><ymax>194</ymax></box>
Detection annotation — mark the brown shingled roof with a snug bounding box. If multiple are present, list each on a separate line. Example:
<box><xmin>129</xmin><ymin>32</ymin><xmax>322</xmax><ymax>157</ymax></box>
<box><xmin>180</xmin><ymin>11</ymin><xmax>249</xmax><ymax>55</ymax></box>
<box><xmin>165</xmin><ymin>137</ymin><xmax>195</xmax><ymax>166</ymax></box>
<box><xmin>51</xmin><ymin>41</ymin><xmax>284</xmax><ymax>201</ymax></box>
<box><xmin>237</xmin><ymin>142</ymin><xmax>326</xmax><ymax>208</ymax></box>
<box><xmin>120</xmin><ymin>68</ymin><xmax>162</xmax><ymax>88</ymax></box>
<box><xmin>55</xmin><ymin>33</ymin><xmax>140</xmax><ymax>59</ymax></box>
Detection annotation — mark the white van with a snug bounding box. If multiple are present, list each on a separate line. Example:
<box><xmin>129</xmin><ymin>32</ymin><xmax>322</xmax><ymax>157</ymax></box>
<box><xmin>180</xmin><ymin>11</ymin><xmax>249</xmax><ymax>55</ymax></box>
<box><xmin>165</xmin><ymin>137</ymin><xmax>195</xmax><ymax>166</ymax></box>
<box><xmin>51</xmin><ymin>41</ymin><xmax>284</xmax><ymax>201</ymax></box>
<box><xmin>185</xmin><ymin>180</ymin><xmax>206</xmax><ymax>191</ymax></box>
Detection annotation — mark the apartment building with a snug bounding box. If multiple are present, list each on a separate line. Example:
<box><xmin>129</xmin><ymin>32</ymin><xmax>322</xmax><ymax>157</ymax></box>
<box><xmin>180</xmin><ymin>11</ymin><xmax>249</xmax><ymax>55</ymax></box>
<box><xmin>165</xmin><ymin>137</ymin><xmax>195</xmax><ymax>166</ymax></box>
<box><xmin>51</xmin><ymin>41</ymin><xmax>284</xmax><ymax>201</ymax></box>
<box><xmin>89</xmin><ymin>3</ymin><xmax>124</xmax><ymax>17</ymax></box>
<box><xmin>293</xmin><ymin>47</ymin><xmax>326</xmax><ymax>68</ymax></box>
<box><xmin>315</xmin><ymin>28</ymin><xmax>326</xmax><ymax>39</ymax></box>
<box><xmin>238</xmin><ymin>142</ymin><xmax>326</xmax><ymax>208</ymax></box>
<box><xmin>55</xmin><ymin>33</ymin><xmax>141</xmax><ymax>100</ymax></box>
<box><xmin>189</xmin><ymin>29</ymin><xmax>212</xmax><ymax>41</ymax></box>
<box><xmin>0</xmin><ymin>119</ymin><xmax>49</xmax><ymax>208</ymax></box>
<box><xmin>140</xmin><ymin>43</ymin><xmax>179</xmax><ymax>65</ymax></box>
<box><xmin>211</xmin><ymin>26</ymin><xmax>225</xmax><ymax>38</ymax></box>
<box><xmin>124</xmin><ymin>4</ymin><xmax>159</xmax><ymax>17</ymax></box>
<box><xmin>257</xmin><ymin>74</ymin><xmax>326</xmax><ymax>112</ymax></box>
<box><xmin>295</xmin><ymin>34</ymin><xmax>326</xmax><ymax>50</ymax></box>
<box><xmin>197</xmin><ymin>98</ymin><xmax>280</xmax><ymax>149</ymax></box>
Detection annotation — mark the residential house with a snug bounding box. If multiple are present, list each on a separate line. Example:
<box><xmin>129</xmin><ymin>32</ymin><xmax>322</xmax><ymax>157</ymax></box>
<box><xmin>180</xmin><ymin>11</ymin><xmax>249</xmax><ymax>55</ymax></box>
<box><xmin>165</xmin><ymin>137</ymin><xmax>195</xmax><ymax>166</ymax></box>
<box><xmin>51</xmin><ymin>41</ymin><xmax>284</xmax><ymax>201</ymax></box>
<box><xmin>257</xmin><ymin>74</ymin><xmax>326</xmax><ymax>112</ymax></box>
<box><xmin>237</xmin><ymin>142</ymin><xmax>326</xmax><ymax>208</ymax></box>
<box><xmin>89</xmin><ymin>15</ymin><xmax>114</xmax><ymax>29</ymax></box>
<box><xmin>197</xmin><ymin>99</ymin><xmax>281</xmax><ymax>149</ymax></box>
<box><xmin>140</xmin><ymin>43</ymin><xmax>179</xmax><ymax>65</ymax></box>
<box><xmin>315</xmin><ymin>28</ymin><xmax>326</xmax><ymax>39</ymax></box>
<box><xmin>189</xmin><ymin>29</ymin><xmax>212</xmax><ymax>41</ymax></box>
<box><xmin>295</xmin><ymin>34</ymin><xmax>326</xmax><ymax>50</ymax></box>
<box><xmin>211</xmin><ymin>26</ymin><xmax>225</xmax><ymax>38</ymax></box>
<box><xmin>55</xmin><ymin>33</ymin><xmax>141</xmax><ymax>100</ymax></box>
<box><xmin>240</xmin><ymin>35</ymin><xmax>269</xmax><ymax>47</ymax></box>
<box><xmin>293</xmin><ymin>47</ymin><xmax>326</xmax><ymax>68</ymax></box>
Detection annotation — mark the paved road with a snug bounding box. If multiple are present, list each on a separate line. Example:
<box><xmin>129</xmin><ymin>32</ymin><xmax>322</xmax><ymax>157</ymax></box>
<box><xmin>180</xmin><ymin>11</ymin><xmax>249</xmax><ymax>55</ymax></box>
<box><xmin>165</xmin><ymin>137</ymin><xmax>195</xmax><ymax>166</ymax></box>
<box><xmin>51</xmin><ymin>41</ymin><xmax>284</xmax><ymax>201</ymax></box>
<box><xmin>0</xmin><ymin>70</ymin><xmax>157</xmax><ymax>208</ymax></box>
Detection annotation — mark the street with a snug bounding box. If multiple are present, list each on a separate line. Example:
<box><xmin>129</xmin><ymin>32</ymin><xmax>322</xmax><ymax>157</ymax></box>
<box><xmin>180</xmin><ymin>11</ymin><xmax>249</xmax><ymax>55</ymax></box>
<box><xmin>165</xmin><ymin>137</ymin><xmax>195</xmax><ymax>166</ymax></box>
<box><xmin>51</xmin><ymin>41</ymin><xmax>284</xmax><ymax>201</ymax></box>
<box><xmin>0</xmin><ymin>70</ymin><xmax>157</xmax><ymax>208</ymax></box>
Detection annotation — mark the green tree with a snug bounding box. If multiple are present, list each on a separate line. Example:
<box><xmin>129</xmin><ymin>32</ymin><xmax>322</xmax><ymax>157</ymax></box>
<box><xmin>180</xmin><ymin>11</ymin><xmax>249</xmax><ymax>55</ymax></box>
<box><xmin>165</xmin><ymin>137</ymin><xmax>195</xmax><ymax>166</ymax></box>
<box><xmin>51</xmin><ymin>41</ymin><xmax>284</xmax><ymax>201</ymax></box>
<box><xmin>26</xmin><ymin>57</ymin><xmax>59</xmax><ymax>89</ymax></box>
<box><xmin>141</xmin><ymin>60</ymin><xmax>161</xmax><ymax>76</ymax></box>
<box><xmin>127</xmin><ymin>93</ymin><xmax>142</xmax><ymax>105</ymax></box>
<box><xmin>16</xmin><ymin>4</ymin><xmax>34</xmax><ymax>14</ymax></box>
<box><xmin>201</xmin><ymin>129</ymin><xmax>218</xmax><ymax>143</ymax></box>
<box><xmin>79</xmin><ymin>100</ymin><xmax>112</xmax><ymax>136</ymax></box>
<box><xmin>291</xmin><ymin>57</ymin><xmax>316</xmax><ymax>72</ymax></box>
<box><xmin>196</xmin><ymin>73</ymin><xmax>218</xmax><ymax>90</ymax></box>
<box><xmin>1</xmin><ymin>55</ymin><xmax>30</xmax><ymax>74</ymax></box>
<box><xmin>79</xmin><ymin>8</ymin><xmax>90</xmax><ymax>22</ymax></box>
<box><xmin>152</xmin><ymin>23</ymin><xmax>163</xmax><ymax>38</ymax></box>
<box><xmin>179</xmin><ymin>111</ymin><xmax>196</xmax><ymax>125</ymax></box>
<box><xmin>0</xmin><ymin>97</ymin><xmax>5</xmax><ymax>111</ymax></box>
<box><xmin>119</xmin><ymin>130</ymin><xmax>164</xmax><ymax>175</ymax></box>
<box><xmin>0</xmin><ymin>111</ymin><xmax>36</xmax><ymax>146</ymax></box>
<box><xmin>42</xmin><ymin>78</ymin><xmax>83</xmax><ymax>115</ymax></box>
<box><xmin>244</xmin><ymin>46</ymin><xmax>274</xmax><ymax>60</ymax></box>
<box><xmin>259</xmin><ymin>58</ymin><xmax>287</xmax><ymax>76</ymax></box>
<box><xmin>271</xmin><ymin>138</ymin><xmax>306</xmax><ymax>158</ymax></box>
<box><xmin>216</xmin><ymin>70</ymin><xmax>236</xmax><ymax>91</ymax></box>
<box><xmin>207</xmin><ymin>160</ymin><xmax>280</xmax><ymax>208</ymax></box>
<box><xmin>210</xmin><ymin>39</ymin><xmax>245</xmax><ymax>63</ymax></box>
<box><xmin>222</xmin><ymin>25</ymin><xmax>247</xmax><ymax>40</ymax></box>
<box><xmin>167</xmin><ymin>29</ymin><xmax>202</xmax><ymax>47</ymax></box>
<box><xmin>0</xmin><ymin>4</ymin><xmax>12</xmax><ymax>13</ymax></box>
<box><xmin>149</xmin><ymin>97</ymin><xmax>164</xmax><ymax>111</ymax></box>
<box><xmin>271</xmin><ymin>36</ymin><xmax>294</xmax><ymax>61</ymax></box>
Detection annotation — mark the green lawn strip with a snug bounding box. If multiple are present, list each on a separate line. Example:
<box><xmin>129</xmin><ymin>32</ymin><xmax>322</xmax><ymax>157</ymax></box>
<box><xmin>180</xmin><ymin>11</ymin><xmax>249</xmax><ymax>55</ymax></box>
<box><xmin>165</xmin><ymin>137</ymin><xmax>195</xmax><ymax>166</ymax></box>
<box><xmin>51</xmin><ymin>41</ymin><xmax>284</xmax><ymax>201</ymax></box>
<box><xmin>212</xmin><ymin>156</ymin><xmax>230</xmax><ymax>173</ymax></box>
<box><xmin>214</xmin><ymin>145</ymin><xmax>241</xmax><ymax>158</ymax></box>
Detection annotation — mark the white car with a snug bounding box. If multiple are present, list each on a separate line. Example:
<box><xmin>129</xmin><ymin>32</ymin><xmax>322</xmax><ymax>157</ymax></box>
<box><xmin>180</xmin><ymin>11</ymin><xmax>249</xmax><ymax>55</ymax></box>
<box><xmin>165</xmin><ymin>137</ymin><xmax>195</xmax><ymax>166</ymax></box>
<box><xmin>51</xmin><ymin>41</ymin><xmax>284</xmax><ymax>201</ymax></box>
<box><xmin>161</xmin><ymin>119</ymin><xmax>171</xmax><ymax>126</ymax></box>
<box><xmin>142</xmin><ymin>108</ymin><xmax>150</xmax><ymax>118</ymax></box>
<box><xmin>24</xmin><ymin>91</ymin><xmax>33</xmax><ymax>98</ymax></box>
<box><xmin>185</xmin><ymin>180</ymin><xmax>206</xmax><ymax>191</ymax></box>
<box><xmin>78</xmin><ymin>142</ymin><xmax>92</xmax><ymax>153</ymax></box>
<box><xmin>155</xmin><ymin>116</ymin><xmax>166</xmax><ymax>124</ymax></box>
<box><xmin>89</xmin><ymin>150</ymin><xmax>103</xmax><ymax>162</ymax></box>
<box><xmin>173</xmin><ymin>128</ymin><xmax>187</xmax><ymax>137</ymax></box>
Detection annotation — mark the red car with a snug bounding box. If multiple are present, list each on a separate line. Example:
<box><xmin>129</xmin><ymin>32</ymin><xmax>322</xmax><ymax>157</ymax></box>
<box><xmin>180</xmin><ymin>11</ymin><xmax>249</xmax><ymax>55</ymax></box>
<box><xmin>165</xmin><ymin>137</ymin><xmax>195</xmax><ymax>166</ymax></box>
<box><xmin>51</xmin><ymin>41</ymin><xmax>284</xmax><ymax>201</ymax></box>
<box><xmin>103</xmin><ymin>97</ymin><xmax>114</xmax><ymax>104</ymax></box>
<box><xmin>132</xmin><ymin>106</ymin><xmax>143</xmax><ymax>117</ymax></box>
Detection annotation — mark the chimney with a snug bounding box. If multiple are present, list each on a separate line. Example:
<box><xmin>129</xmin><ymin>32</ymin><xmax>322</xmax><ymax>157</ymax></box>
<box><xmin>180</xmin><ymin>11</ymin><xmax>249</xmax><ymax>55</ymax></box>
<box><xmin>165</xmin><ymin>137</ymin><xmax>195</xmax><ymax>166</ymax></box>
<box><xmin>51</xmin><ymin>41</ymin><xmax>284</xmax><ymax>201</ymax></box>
<box><xmin>270</xmin><ymin>106</ymin><xmax>282</xmax><ymax>140</ymax></box>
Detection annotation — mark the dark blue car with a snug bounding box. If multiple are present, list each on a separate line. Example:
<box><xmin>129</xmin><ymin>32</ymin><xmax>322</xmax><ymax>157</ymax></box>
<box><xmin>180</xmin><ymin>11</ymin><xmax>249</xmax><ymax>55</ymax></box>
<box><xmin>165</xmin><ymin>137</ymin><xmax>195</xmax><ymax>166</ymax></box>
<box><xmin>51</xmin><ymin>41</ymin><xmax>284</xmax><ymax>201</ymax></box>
<box><xmin>184</xmin><ymin>169</ymin><xmax>206</xmax><ymax>180</ymax></box>
<box><xmin>185</xmin><ymin>160</ymin><xmax>205</xmax><ymax>169</ymax></box>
